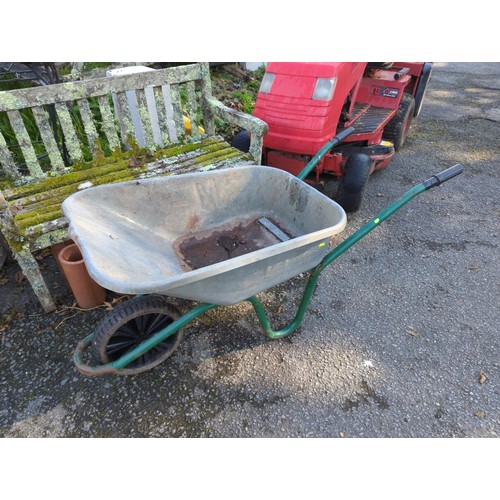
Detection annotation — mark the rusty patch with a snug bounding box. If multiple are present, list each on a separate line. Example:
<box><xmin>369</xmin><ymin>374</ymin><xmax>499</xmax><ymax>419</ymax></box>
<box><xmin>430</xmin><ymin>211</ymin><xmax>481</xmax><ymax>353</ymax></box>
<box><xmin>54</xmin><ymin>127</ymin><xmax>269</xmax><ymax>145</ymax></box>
<box><xmin>175</xmin><ymin>215</ymin><xmax>293</xmax><ymax>271</ymax></box>
<box><xmin>187</xmin><ymin>213</ymin><xmax>200</xmax><ymax>230</ymax></box>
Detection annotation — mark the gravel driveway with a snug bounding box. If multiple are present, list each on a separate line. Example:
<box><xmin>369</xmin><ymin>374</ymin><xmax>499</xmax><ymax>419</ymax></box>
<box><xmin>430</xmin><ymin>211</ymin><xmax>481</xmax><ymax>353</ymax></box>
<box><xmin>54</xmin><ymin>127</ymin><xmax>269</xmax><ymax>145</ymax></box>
<box><xmin>0</xmin><ymin>62</ymin><xmax>498</xmax><ymax>438</ymax></box>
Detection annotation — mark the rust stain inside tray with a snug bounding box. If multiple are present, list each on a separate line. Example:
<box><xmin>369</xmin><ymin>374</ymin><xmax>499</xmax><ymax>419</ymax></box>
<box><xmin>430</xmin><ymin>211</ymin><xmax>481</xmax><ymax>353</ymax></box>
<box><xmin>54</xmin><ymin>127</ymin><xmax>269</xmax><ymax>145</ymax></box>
<box><xmin>175</xmin><ymin>215</ymin><xmax>295</xmax><ymax>271</ymax></box>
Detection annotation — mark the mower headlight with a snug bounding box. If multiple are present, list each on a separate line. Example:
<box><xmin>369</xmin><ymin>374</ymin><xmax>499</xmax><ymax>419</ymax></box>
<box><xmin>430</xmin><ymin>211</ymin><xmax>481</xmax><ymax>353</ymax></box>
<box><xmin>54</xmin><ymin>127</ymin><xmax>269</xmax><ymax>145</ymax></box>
<box><xmin>313</xmin><ymin>77</ymin><xmax>337</xmax><ymax>101</ymax></box>
<box><xmin>259</xmin><ymin>72</ymin><xmax>275</xmax><ymax>94</ymax></box>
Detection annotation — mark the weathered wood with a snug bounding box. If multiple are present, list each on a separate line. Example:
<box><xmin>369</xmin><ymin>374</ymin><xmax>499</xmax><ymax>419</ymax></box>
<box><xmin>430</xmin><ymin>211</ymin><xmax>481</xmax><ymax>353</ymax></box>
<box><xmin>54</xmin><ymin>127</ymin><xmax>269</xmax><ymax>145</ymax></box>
<box><xmin>31</xmin><ymin>105</ymin><xmax>66</xmax><ymax>173</ymax></box>
<box><xmin>54</xmin><ymin>102</ymin><xmax>84</xmax><ymax>164</ymax></box>
<box><xmin>0</xmin><ymin>130</ymin><xmax>22</xmax><ymax>181</ymax></box>
<box><xmin>199</xmin><ymin>63</ymin><xmax>216</xmax><ymax>136</ymax></box>
<box><xmin>185</xmin><ymin>80</ymin><xmax>201</xmax><ymax>141</ymax></box>
<box><xmin>115</xmin><ymin>91</ymin><xmax>135</xmax><ymax>150</ymax></box>
<box><xmin>32</xmin><ymin>228</ymin><xmax>68</xmax><ymax>251</ymax></box>
<box><xmin>153</xmin><ymin>86</ymin><xmax>169</xmax><ymax>147</ymax></box>
<box><xmin>140</xmin><ymin>148</ymin><xmax>248</xmax><ymax>178</ymax></box>
<box><xmin>160</xmin><ymin>84</ymin><xmax>178</xmax><ymax>143</ymax></box>
<box><xmin>169</xmin><ymin>83</ymin><xmax>186</xmax><ymax>142</ymax></box>
<box><xmin>0</xmin><ymin>64</ymin><xmax>204</xmax><ymax>112</ymax></box>
<box><xmin>23</xmin><ymin>216</ymin><xmax>68</xmax><ymax>237</ymax></box>
<box><xmin>77</xmin><ymin>99</ymin><xmax>100</xmax><ymax>156</ymax></box>
<box><xmin>208</xmin><ymin>97</ymin><xmax>268</xmax><ymax>164</ymax></box>
<box><xmin>97</xmin><ymin>95</ymin><xmax>121</xmax><ymax>152</ymax></box>
<box><xmin>15</xmin><ymin>247</ymin><xmax>56</xmax><ymax>312</ymax></box>
<box><xmin>135</xmin><ymin>88</ymin><xmax>156</xmax><ymax>151</ymax></box>
<box><xmin>0</xmin><ymin>189</ymin><xmax>20</xmax><ymax>246</ymax></box>
<box><xmin>7</xmin><ymin>110</ymin><xmax>45</xmax><ymax>178</ymax></box>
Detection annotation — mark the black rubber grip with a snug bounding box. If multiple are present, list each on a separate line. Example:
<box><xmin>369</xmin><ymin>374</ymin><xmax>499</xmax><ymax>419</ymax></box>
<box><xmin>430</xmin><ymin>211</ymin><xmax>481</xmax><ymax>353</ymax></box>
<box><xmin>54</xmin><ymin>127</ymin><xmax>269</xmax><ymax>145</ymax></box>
<box><xmin>423</xmin><ymin>164</ymin><xmax>464</xmax><ymax>190</ymax></box>
<box><xmin>394</xmin><ymin>67</ymin><xmax>410</xmax><ymax>80</ymax></box>
<box><xmin>333</xmin><ymin>126</ymin><xmax>356</xmax><ymax>145</ymax></box>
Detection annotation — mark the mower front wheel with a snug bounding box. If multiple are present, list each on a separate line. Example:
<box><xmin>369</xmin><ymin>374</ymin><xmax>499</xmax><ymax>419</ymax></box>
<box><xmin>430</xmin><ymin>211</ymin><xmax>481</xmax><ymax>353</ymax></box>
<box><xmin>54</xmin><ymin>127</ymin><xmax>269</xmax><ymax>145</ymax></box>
<box><xmin>335</xmin><ymin>154</ymin><xmax>372</xmax><ymax>212</ymax></box>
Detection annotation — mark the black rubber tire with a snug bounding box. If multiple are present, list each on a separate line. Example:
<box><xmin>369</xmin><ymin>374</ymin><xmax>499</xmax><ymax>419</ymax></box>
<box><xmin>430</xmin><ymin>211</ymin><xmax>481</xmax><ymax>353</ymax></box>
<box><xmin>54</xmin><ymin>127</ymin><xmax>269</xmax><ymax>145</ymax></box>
<box><xmin>92</xmin><ymin>295</ymin><xmax>184</xmax><ymax>375</ymax></box>
<box><xmin>413</xmin><ymin>62</ymin><xmax>432</xmax><ymax>117</ymax></box>
<box><xmin>335</xmin><ymin>154</ymin><xmax>372</xmax><ymax>212</ymax></box>
<box><xmin>383</xmin><ymin>94</ymin><xmax>415</xmax><ymax>151</ymax></box>
<box><xmin>231</xmin><ymin>130</ymin><xmax>250</xmax><ymax>153</ymax></box>
<box><xmin>366</xmin><ymin>62</ymin><xmax>393</xmax><ymax>70</ymax></box>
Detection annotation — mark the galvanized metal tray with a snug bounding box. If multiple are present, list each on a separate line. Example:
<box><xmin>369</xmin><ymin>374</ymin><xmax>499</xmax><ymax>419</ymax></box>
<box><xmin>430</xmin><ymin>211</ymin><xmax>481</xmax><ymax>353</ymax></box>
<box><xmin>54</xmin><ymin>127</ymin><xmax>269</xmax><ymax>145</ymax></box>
<box><xmin>62</xmin><ymin>165</ymin><xmax>347</xmax><ymax>305</ymax></box>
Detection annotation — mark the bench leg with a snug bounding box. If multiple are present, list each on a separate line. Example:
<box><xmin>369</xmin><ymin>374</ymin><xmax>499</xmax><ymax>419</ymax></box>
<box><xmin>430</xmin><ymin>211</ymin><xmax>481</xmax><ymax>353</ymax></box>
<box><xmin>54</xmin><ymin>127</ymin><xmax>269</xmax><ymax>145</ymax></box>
<box><xmin>15</xmin><ymin>248</ymin><xmax>57</xmax><ymax>313</ymax></box>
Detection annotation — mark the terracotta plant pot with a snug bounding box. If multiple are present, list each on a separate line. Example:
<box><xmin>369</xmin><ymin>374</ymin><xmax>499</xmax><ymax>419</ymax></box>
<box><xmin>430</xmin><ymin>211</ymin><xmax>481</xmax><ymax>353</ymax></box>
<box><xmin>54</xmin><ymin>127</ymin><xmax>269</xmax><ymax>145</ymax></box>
<box><xmin>51</xmin><ymin>240</ymin><xmax>74</xmax><ymax>276</ymax></box>
<box><xmin>58</xmin><ymin>244</ymin><xmax>106</xmax><ymax>309</ymax></box>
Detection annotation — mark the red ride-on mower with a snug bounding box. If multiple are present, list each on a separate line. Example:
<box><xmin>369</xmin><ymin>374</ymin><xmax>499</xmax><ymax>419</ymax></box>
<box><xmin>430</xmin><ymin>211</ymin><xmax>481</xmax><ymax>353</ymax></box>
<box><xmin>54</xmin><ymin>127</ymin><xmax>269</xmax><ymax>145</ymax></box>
<box><xmin>232</xmin><ymin>62</ymin><xmax>432</xmax><ymax>211</ymax></box>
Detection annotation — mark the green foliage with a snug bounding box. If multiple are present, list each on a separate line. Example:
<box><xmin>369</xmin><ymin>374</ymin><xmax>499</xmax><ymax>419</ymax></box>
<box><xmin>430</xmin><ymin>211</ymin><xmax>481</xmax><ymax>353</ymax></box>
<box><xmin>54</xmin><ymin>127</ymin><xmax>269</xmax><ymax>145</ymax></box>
<box><xmin>232</xmin><ymin>91</ymin><xmax>255</xmax><ymax>115</ymax></box>
<box><xmin>83</xmin><ymin>62</ymin><xmax>112</xmax><ymax>71</ymax></box>
<box><xmin>209</xmin><ymin>64</ymin><xmax>266</xmax><ymax>141</ymax></box>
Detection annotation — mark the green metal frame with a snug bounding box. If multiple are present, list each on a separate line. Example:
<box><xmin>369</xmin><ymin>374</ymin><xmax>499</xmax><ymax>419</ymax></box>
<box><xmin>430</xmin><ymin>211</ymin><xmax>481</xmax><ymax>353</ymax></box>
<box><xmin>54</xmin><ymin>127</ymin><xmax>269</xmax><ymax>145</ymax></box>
<box><xmin>73</xmin><ymin>127</ymin><xmax>463</xmax><ymax>376</ymax></box>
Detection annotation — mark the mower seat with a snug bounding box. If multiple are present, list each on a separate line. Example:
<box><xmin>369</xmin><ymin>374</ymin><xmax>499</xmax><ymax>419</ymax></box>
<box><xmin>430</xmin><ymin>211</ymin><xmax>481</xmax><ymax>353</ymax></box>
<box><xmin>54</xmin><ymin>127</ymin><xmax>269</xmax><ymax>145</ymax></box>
<box><xmin>366</xmin><ymin>62</ymin><xmax>394</xmax><ymax>69</ymax></box>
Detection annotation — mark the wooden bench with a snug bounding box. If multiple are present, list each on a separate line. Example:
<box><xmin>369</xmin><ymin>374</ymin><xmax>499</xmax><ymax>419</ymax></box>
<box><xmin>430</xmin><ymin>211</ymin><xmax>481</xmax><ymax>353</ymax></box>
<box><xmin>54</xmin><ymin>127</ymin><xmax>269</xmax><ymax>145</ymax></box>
<box><xmin>0</xmin><ymin>63</ymin><xmax>268</xmax><ymax>312</ymax></box>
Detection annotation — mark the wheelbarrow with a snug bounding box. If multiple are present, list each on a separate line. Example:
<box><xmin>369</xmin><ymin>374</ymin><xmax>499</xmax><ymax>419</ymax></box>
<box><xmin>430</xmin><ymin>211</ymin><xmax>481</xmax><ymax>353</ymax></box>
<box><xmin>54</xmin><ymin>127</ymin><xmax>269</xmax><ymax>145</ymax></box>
<box><xmin>62</xmin><ymin>127</ymin><xmax>463</xmax><ymax>375</ymax></box>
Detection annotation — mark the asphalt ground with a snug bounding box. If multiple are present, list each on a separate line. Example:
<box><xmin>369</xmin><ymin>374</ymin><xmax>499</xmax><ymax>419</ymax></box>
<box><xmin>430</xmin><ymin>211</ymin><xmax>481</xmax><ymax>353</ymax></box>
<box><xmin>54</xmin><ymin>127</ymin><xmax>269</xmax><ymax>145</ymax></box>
<box><xmin>0</xmin><ymin>64</ymin><xmax>498</xmax><ymax>449</ymax></box>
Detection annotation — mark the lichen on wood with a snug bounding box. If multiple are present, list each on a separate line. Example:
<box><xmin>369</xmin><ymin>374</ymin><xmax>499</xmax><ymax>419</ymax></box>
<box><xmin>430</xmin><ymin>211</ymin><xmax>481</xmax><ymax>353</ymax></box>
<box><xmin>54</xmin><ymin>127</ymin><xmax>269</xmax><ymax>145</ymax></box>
<box><xmin>54</xmin><ymin>102</ymin><xmax>84</xmax><ymax>164</ymax></box>
<box><xmin>31</xmin><ymin>105</ymin><xmax>66</xmax><ymax>173</ymax></box>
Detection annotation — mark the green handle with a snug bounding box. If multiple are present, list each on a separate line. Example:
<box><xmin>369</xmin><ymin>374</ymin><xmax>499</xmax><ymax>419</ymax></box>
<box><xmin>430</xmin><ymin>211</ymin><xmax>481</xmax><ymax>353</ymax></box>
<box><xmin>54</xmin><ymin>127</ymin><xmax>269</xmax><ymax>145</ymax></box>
<box><xmin>249</xmin><ymin>165</ymin><xmax>464</xmax><ymax>339</ymax></box>
<box><xmin>297</xmin><ymin>126</ymin><xmax>355</xmax><ymax>180</ymax></box>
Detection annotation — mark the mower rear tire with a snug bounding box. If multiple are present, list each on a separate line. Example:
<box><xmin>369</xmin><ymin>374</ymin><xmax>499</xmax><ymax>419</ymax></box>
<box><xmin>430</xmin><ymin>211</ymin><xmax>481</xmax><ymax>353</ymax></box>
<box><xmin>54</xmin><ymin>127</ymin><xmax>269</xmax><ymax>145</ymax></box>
<box><xmin>335</xmin><ymin>154</ymin><xmax>372</xmax><ymax>212</ymax></box>
<box><xmin>231</xmin><ymin>130</ymin><xmax>250</xmax><ymax>153</ymax></box>
<box><xmin>413</xmin><ymin>62</ymin><xmax>432</xmax><ymax>117</ymax></box>
<box><xmin>383</xmin><ymin>94</ymin><xmax>415</xmax><ymax>151</ymax></box>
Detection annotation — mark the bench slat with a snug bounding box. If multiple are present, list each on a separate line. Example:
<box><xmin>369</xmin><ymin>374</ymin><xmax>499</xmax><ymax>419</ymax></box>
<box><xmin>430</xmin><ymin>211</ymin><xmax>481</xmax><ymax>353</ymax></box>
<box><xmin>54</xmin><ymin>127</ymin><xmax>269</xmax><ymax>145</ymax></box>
<box><xmin>97</xmin><ymin>95</ymin><xmax>121</xmax><ymax>152</ymax></box>
<box><xmin>7</xmin><ymin>110</ymin><xmax>45</xmax><ymax>178</ymax></box>
<box><xmin>115</xmin><ymin>91</ymin><xmax>135</xmax><ymax>150</ymax></box>
<box><xmin>169</xmin><ymin>83</ymin><xmax>186</xmax><ymax>142</ymax></box>
<box><xmin>135</xmin><ymin>88</ymin><xmax>156</xmax><ymax>151</ymax></box>
<box><xmin>153</xmin><ymin>86</ymin><xmax>169</xmax><ymax>147</ymax></box>
<box><xmin>186</xmin><ymin>81</ymin><xmax>201</xmax><ymax>141</ymax></box>
<box><xmin>54</xmin><ymin>102</ymin><xmax>84</xmax><ymax>164</ymax></box>
<box><xmin>32</xmin><ymin>105</ymin><xmax>66</xmax><ymax>173</ymax></box>
<box><xmin>0</xmin><ymin>130</ymin><xmax>22</xmax><ymax>182</ymax></box>
<box><xmin>77</xmin><ymin>99</ymin><xmax>100</xmax><ymax>156</ymax></box>
<box><xmin>13</xmin><ymin>137</ymin><xmax>251</xmax><ymax>237</ymax></box>
<box><xmin>160</xmin><ymin>84</ymin><xmax>178</xmax><ymax>143</ymax></box>
<box><xmin>199</xmin><ymin>63</ymin><xmax>216</xmax><ymax>136</ymax></box>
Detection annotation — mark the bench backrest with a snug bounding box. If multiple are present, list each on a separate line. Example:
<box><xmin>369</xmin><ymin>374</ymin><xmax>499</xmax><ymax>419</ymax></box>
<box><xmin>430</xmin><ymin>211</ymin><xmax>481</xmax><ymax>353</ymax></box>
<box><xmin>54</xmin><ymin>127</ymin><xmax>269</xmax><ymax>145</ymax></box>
<box><xmin>0</xmin><ymin>63</ymin><xmax>215</xmax><ymax>184</ymax></box>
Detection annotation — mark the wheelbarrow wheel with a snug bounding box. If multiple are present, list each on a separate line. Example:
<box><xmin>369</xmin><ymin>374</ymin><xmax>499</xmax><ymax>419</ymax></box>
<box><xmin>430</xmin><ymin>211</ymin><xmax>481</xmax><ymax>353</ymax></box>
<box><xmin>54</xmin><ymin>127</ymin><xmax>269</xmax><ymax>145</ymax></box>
<box><xmin>92</xmin><ymin>295</ymin><xmax>184</xmax><ymax>374</ymax></box>
<box><xmin>335</xmin><ymin>154</ymin><xmax>372</xmax><ymax>212</ymax></box>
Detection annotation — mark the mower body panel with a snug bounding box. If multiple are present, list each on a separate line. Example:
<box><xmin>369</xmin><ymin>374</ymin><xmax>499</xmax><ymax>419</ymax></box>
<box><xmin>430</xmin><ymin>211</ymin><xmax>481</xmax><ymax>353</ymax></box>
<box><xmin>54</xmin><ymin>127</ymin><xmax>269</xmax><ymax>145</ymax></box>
<box><xmin>254</xmin><ymin>62</ymin><xmax>367</xmax><ymax>156</ymax></box>
<box><xmin>254</xmin><ymin>62</ymin><xmax>430</xmax><ymax>178</ymax></box>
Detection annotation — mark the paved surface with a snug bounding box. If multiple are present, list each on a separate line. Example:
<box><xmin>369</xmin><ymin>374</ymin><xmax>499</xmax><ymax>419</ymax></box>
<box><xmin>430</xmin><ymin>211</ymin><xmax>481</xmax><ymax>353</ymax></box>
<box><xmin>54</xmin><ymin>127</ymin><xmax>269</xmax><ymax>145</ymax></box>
<box><xmin>0</xmin><ymin>62</ymin><xmax>499</xmax><ymax>437</ymax></box>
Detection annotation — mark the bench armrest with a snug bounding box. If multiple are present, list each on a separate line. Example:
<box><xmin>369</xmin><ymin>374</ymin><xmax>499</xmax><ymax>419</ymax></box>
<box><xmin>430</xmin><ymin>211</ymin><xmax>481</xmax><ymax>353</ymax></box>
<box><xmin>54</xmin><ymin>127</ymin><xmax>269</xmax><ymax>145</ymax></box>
<box><xmin>207</xmin><ymin>97</ymin><xmax>268</xmax><ymax>164</ymax></box>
